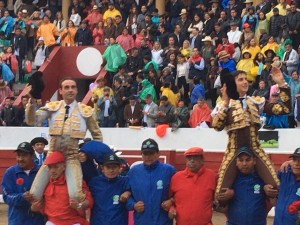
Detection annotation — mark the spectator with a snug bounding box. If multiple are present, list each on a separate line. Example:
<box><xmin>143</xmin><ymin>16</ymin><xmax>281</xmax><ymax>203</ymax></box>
<box><xmin>127</xmin><ymin>138</ymin><xmax>175</xmax><ymax>225</ymax></box>
<box><xmin>126</xmin><ymin>6</ymin><xmax>138</xmax><ymax>35</ymax></box>
<box><xmin>114</xmin><ymin>77</ymin><xmax>126</xmax><ymax>127</ymax></box>
<box><xmin>241</xmin><ymin>6</ymin><xmax>257</xmax><ymax>32</ymax></box>
<box><xmin>168</xmin><ymin>147</ymin><xmax>217</xmax><ymax>225</ymax></box>
<box><xmin>137</xmin><ymin>5</ymin><xmax>148</xmax><ymax>24</ymax></box>
<box><xmin>189</xmin><ymin>27</ymin><xmax>202</xmax><ymax>50</ymax></box>
<box><xmin>236</xmin><ymin>50</ymin><xmax>255</xmax><ymax>82</ymax></box>
<box><xmin>151</xmin><ymin>41</ymin><xmax>163</xmax><ymax>68</ymax></box>
<box><xmin>260</xmin><ymin>57</ymin><xmax>273</xmax><ymax>88</ymax></box>
<box><xmin>36</xmin><ymin>15</ymin><xmax>59</xmax><ymax>52</ymax></box>
<box><xmin>156</xmin><ymin>95</ymin><xmax>175</xmax><ymax>125</ymax></box>
<box><xmin>60</xmin><ymin>20</ymin><xmax>77</xmax><ymax>47</ymax></box>
<box><xmin>188</xmin><ymin>48</ymin><xmax>205</xmax><ymax>82</ymax></box>
<box><xmin>177</xmin><ymin>9</ymin><xmax>191</xmax><ymax>37</ymax></box>
<box><xmin>217</xmin><ymin>146</ymin><xmax>270</xmax><ymax>225</ymax></box>
<box><xmin>2</xmin><ymin>142</ymin><xmax>45</xmax><ymax>225</ymax></box>
<box><xmin>124</xmin><ymin>95</ymin><xmax>143</xmax><ymax>126</ymax></box>
<box><xmin>15</xmin><ymin>95</ymin><xmax>28</xmax><ymax>126</ymax></box>
<box><xmin>188</xmin><ymin>97</ymin><xmax>212</xmax><ymax>128</ymax></box>
<box><xmin>239</xmin><ymin>23</ymin><xmax>254</xmax><ymax>48</ymax></box>
<box><xmin>282</xmin><ymin>42</ymin><xmax>299</xmax><ymax>76</ymax></box>
<box><xmin>187</xmin><ymin>13</ymin><xmax>203</xmax><ymax>38</ymax></box>
<box><xmin>97</xmin><ymin>86</ymin><xmax>118</xmax><ymax>127</ymax></box>
<box><xmin>218</xmin><ymin>50</ymin><xmax>237</xmax><ymax>73</ymax></box>
<box><xmin>269</xmin><ymin>8</ymin><xmax>284</xmax><ymax>43</ymax></box>
<box><xmin>160</xmin><ymin>82</ymin><xmax>179</xmax><ymax>107</ymax></box>
<box><xmin>115</xmin><ymin>15</ymin><xmax>125</xmax><ymax>38</ymax></box>
<box><xmin>102</xmin><ymin>37</ymin><xmax>127</xmax><ymax>85</ymax></box>
<box><xmin>103</xmin><ymin>3</ymin><xmax>121</xmax><ymax>25</ymax></box>
<box><xmin>0</xmin><ymin>10</ymin><xmax>14</xmax><ymax>38</ymax></box>
<box><xmin>116</xmin><ymin>27</ymin><xmax>134</xmax><ymax>54</ymax></box>
<box><xmin>30</xmin><ymin>137</ymin><xmax>48</xmax><ymax>167</ymax></box>
<box><xmin>140</xmin><ymin>79</ymin><xmax>157</xmax><ymax>104</ymax></box>
<box><xmin>142</xmin><ymin>94</ymin><xmax>158</xmax><ymax>127</ymax></box>
<box><xmin>0</xmin><ymin>79</ymin><xmax>13</xmax><ymax>105</ymax></box>
<box><xmin>33</xmin><ymin>37</ymin><xmax>49</xmax><ymax>69</ymax></box>
<box><xmin>0</xmin><ymin>96</ymin><xmax>17</xmax><ymax>126</ymax></box>
<box><xmin>157</xmin><ymin>24</ymin><xmax>170</xmax><ymax>49</ymax></box>
<box><xmin>11</xmin><ymin>26</ymin><xmax>27</xmax><ymax>83</ymax></box>
<box><xmin>227</xmin><ymin>9</ymin><xmax>241</xmax><ymax>31</ymax></box>
<box><xmin>252</xmin><ymin>80</ymin><xmax>270</xmax><ymax>99</ymax></box>
<box><xmin>261</xmin><ymin>36</ymin><xmax>279</xmax><ymax>57</ymax></box>
<box><xmin>227</xmin><ymin>21</ymin><xmax>242</xmax><ymax>44</ymax></box>
<box><xmin>70</xmin><ymin>7</ymin><xmax>82</xmax><ymax>27</ymax></box>
<box><xmin>254</xmin><ymin>11</ymin><xmax>269</xmax><ymax>43</ymax></box>
<box><xmin>126</xmin><ymin>47</ymin><xmax>143</xmax><ymax>81</ymax></box>
<box><xmin>53</xmin><ymin>11</ymin><xmax>66</xmax><ymax>34</ymax></box>
<box><xmin>85</xmin><ymin>5</ymin><xmax>103</xmax><ymax>31</ymax></box>
<box><xmin>243</xmin><ymin>38</ymin><xmax>261</xmax><ymax>60</ymax></box>
<box><xmin>169</xmin><ymin>24</ymin><xmax>186</xmax><ymax>47</ymax></box>
<box><xmin>202</xmin><ymin>12</ymin><xmax>215</xmax><ymax>37</ymax></box>
<box><xmin>216</xmin><ymin>35</ymin><xmax>235</xmax><ymax>57</ymax></box>
<box><xmin>75</xmin><ymin>20</ymin><xmax>93</xmax><ymax>46</ymax></box>
<box><xmin>200</xmin><ymin>36</ymin><xmax>215</xmax><ymax>66</ymax></box>
<box><xmin>210</xmin><ymin>22</ymin><xmax>226</xmax><ymax>47</ymax></box>
<box><xmin>113</xmin><ymin>65</ymin><xmax>129</xmax><ymax>87</ymax></box>
<box><xmin>206</xmin><ymin>57</ymin><xmax>218</xmax><ymax>107</ymax></box>
<box><xmin>68</xmin><ymin>0</ymin><xmax>84</xmax><ymax>18</ymax></box>
<box><xmin>167</xmin><ymin>1</ymin><xmax>185</xmax><ymax>28</ymax></box>
<box><xmin>103</xmin><ymin>17</ymin><xmax>116</xmax><ymax>40</ymax></box>
<box><xmin>137</xmin><ymin>14</ymin><xmax>156</xmax><ymax>42</ymax></box>
<box><xmin>92</xmin><ymin>21</ymin><xmax>104</xmax><ymax>45</ymax></box>
<box><xmin>180</xmin><ymin>40</ymin><xmax>192</xmax><ymax>58</ymax></box>
<box><xmin>173</xmin><ymin>99</ymin><xmax>189</xmax><ymax>128</ymax></box>
<box><xmin>31</xmin><ymin>151</ymin><xmax>93</xmax><ymax>224</ymax></box>
<box><xmin>176</xmin><ymin>54</ymin><xmax>190</xmax><ymax>104</ymax></box>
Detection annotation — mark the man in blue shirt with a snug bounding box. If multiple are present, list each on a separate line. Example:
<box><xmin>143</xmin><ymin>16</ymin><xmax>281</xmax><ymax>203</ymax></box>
<box><xmin>217</xmin><ymin>146</ymin><xmax>267</xmax><ymax>225</ymax></box>
<box><xmin>1</xmin><ymin>142</ymin><xmax>45</xmax><ymax>225</ymax></box>
<box><xmin>268</xmin><ymin>148</ymin><xmax>300</xmax><ymax>225</ymax></box>
<box><xmin>127</xmin><ymin>138</ymin><xmax>176</xmax><ymax>225</ymax></box>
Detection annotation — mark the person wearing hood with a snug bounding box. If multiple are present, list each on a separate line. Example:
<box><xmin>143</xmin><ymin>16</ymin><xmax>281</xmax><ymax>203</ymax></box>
<box><xmin>237</xmin><ymin>50</ymin><xmax>255</xmax><ymax>82</ymax></box>
<box><xmin>139</xmin><ymin>79</ymin><xmax>157</xmax><ymax>104</ymax></box>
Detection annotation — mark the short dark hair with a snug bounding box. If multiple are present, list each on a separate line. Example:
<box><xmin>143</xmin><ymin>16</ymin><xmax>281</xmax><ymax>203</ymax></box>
<box><xmin>59</xmin><ymin>77</ymin><xmax>77</xmax><ymax>88</ymax></box>
<box><xmin>145</xmin><ymin>94</ymin><xmax>152</xmax><ymax>99</ymax></box>
<box><xmin>21</xmin><ymin>95</ymin><xmax>28</xmax><ymax>100</ymax></box>
<box><xmin>160</xmin><ymin>95</ymin><xmax>168</xmax><ymax>101</ymax></box>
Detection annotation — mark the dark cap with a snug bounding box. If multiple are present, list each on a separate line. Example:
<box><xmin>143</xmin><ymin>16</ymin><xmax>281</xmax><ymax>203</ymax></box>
<box><xmin>141</xmin><ymin>138</ymin><xmax>159</xmax><ymax>152</ymax></box>
<box><xmin>16</xmin><ymin>142</ymin><xmax>34</xmax><ymax>154</ymax></box>
<box><xmin>103</xmin><ymin>154</ymin><xmax>121</xmax><ymax>166</ymax></box>
<box><xmin>235</xmin><ymin>146</ymin><xmax>255</xmax><ymax>157</ymax></box>
<box><xmin>31</xmin><ymin>137</ymin><xmax>48</xmax><ymax>146</ymax></box>
<box><xmin>290</xmin><ymin>148</ymin><xmax>300</xmax><ymax>158</ymax></box>
<box><xmin>230</xmin><ymin>21</ymin><xmax>238</xmax><ymax>26</ymax></box>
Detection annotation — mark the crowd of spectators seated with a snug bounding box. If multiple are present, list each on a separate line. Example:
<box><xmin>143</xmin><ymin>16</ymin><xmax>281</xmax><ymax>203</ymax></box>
<box><xmin>0</xmin><ymin>0</ymin><xmax>300</xmax><ymax>129</ymax></box>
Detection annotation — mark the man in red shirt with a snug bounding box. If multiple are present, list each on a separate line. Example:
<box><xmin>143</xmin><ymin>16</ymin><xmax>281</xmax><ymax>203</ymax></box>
<box><xmin>166</xmin><ymin>147</ymin><xmax>217</xmax><ymax>225</ymax></box>
<box><xmin>31</xmin><ymin>151</ymin><xmax>93</xmax><ymax>225</ymax></box>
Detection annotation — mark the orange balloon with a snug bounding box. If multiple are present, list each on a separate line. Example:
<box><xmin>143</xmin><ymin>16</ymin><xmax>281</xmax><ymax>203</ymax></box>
<box><xmin>156</xmin><ymin>124</ymin><xmax>169</xmax><ymax>138</ymax></box>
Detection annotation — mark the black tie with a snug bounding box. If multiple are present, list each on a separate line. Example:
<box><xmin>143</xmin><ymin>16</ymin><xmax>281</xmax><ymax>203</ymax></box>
<box><xmin>239</xmin><ymin>98</ymin><xmax>245</xmax><ymax>108</ymax></box>
<box><xmin>64</xmin><ymin>105</ymin><xmax>70</xmax><ymax>121</ymax></box>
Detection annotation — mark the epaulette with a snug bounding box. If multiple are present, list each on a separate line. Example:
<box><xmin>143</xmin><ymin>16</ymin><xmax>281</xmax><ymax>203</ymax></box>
<box><xmin>248</xmin><ymin>96</ymin><xmax>265</xmax><ymax>105</ymax></box>
<box><xmin>46</xmin><ymin>101</ymin><xmax>62</xmax><ymax>111</ymax></box>
<box><xmin>79</xmin><ymin>103</ymin><xmax>93</xmax><ymax>117</ymax></box>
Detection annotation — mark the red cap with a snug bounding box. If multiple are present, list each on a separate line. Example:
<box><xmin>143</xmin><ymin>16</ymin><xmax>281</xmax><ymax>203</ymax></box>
<box><xmin>243</xmin><ymin>23</ymin><xmax>250</xmax><ymax>29</ymax></box>
<box><xmin>44</xmin><ymin>151</ymin><xmax>65</xmax><ymax>165</ymax></box>
<box><xmin>184</xmin><ymin>147</ymin><xmax>204</xmax><ymax>156</ymax></box>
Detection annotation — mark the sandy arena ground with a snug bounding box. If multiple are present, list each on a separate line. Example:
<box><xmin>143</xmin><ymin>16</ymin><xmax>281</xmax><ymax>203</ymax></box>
<box><xmin>0</xmin><ymin>203</ymin><xmax>274</xmax><ymax>225</ymax></box>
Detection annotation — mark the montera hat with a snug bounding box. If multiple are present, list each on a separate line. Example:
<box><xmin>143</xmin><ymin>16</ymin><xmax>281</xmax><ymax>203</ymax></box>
<box><xmin>28</xmin><ymin>71</ymin><xmax>45</xmax><ymax>99</ymax></box>
<box><xmin>220</xmin><ymin>68</ymin><xmax>239</xmax><ymax>100</ymax></box>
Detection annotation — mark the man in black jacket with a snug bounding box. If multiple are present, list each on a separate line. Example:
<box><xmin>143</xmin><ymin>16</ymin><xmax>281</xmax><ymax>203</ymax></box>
<box><xmin>11</xmin><ymin>27</ymin><xmax>27</xmax><ymax>83</ymax></box>
<box><xmin>75</xmin><ymin>20</ymin><xmax>93</xmax><ymax>46</ymax></box>
<box><xmin>269</xmin><ymin>8</ymin><xmax>284</xmax><ymax>42</ymax></box>
<box><xmin>286</xmin><ymin>4</ymin><xmax>300</xmax><ymax>49</ymax></box>
<box><xmin>0</xmin><ymin>97</ymin><xmax>17</xmax><ymax>126</ymax></box>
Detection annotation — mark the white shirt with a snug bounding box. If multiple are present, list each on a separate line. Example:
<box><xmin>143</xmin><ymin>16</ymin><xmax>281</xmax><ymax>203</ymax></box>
<box><xmin>63</xmin><ymin>101</ymin><xmax>77</xmax><ymax>117</ymax></box>
<box><xmin>227</xmin><ymin>30</ymin><xmax>242</xmax><ymax>44</ymax></box>
<box><xmin>143</xmin><ymin>102</ymin><xmax>152</xmax><ymax>122</ymax></box>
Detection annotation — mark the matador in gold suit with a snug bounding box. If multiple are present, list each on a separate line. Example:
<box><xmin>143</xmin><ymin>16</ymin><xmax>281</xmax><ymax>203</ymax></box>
<box><xmin>26</xmin><ymin>99</ymin><xmax>103</xmax><ymax>201</ymax></box>
<box><xmin>212</xmin><ymin>84</ymin><xmax>291</xmax><ymax>200</ymax></box>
